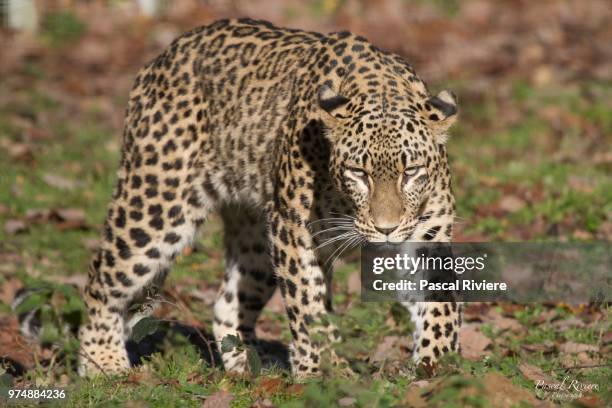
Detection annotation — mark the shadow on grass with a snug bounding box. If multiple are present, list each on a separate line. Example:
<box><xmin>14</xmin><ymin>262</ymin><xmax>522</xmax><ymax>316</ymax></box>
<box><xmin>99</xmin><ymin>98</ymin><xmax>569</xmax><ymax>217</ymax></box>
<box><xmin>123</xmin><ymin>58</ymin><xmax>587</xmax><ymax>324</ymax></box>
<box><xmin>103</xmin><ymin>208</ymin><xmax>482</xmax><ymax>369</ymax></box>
<box><xmin>127</xmin><ymin>322</ymin><xmax>290</xmax><ymax>371</ymax></box>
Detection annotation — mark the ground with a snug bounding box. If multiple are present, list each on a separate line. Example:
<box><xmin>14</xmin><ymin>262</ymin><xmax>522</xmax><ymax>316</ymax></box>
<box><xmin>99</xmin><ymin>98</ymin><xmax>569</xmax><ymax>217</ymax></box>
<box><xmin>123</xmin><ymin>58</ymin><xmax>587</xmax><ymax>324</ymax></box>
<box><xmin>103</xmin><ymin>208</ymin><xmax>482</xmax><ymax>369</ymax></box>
<box><xmin>0</xmin><ymin>1</ymin><xmax>610</xmax><ymax>407</ymax></box>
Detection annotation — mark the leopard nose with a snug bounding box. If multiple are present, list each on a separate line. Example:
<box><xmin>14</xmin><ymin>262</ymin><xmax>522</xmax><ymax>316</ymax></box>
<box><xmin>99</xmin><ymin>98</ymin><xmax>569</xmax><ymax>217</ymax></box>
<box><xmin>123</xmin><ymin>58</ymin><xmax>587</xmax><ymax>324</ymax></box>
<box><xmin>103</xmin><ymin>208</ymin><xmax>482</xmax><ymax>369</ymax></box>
<box><xmin>375</xmin><ymin>225</ymin><xmax>399</xmax><ymax>235</ymax></box>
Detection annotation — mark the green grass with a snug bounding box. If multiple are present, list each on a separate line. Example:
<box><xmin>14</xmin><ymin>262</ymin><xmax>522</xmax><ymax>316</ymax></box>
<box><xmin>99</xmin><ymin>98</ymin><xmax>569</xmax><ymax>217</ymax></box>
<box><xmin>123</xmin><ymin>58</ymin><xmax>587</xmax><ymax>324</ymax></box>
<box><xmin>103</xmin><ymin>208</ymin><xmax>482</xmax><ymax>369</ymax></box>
<box><xmin>0</xmin><ymin>72</ymin><xmax>610</xmax><ymax>406</ymax></box>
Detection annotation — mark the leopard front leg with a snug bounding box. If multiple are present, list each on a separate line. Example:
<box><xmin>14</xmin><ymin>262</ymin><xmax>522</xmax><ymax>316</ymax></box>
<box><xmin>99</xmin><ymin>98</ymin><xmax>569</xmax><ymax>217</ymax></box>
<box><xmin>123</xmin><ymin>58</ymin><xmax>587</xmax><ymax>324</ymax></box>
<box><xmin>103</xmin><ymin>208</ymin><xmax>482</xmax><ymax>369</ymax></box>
<box><xmin>267</xmin><ymin>207</ymin><xmax>347</xmax><ymax>378</ymax></box>
<box><xmin>403</xmin><ymin>212</ymin><xmax>462</xmax><ymax>372</ymax></box>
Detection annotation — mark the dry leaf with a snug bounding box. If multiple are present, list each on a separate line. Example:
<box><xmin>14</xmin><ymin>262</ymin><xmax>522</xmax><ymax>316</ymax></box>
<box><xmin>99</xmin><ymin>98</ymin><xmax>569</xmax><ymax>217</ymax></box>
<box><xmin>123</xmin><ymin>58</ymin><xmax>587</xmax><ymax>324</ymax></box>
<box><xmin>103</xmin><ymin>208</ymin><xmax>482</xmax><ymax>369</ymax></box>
<box><xmin>521</xmin><ymin>341</ymin><xmax>556</xmax><ymax>354</ymax></box>
<box><xmin>371</xmin><ymin>335</ymin><xmax>411</xmax><ymax>363</ymax></box>
<box><xmin>203</xmin><ymin>390</ymin><xmax>234</xmax><ymax>408</ymax></box>
<box><xmin>560</xmin><ymin>342</ymin><xmax>598</xmax><ymax>354</ymax></box>
<box><xmin>251</xmin><ymin>399</ymin><xmax>276</xmax><ymax>408</ymax></box>
<box><xmin>190</xmin><ymin>288</ymin><xmax>217</xmax><ymax>305</ymax></box>
<box><xmin>42</xmin><ymin>173</ymin><xmax>83</xmax><ymax>191</ymax></box>
<box><xmin>53</xmin><ymin>208</ymin><xmax>86</xmax><ymax>222</ymax></box>
<box><xmin>255</xmin><ymin>377</ymin><xmax>284</xmax><ymax>397</ymax></box>
<box><xmin>411</xmin><ymin>380</ymin><xmax>429</xmax><ymax>388</ymax></box>
<box><xmin>338</xmin><ymin>397</ymin><xmax>356</xmax><ymax>407</ymax></box>
<box><xmin>347</xmin><ymin>271</ymin><xmax>361</xmax><ymax>294</ymax></box>
<box><xmin>485</xmin><ymin>309</ymin><xmax>523</xmax><ymax>332</ymax></box>
<box><xmin>459</xmin><ymin>323</ymin><xmax>491</xmax><ymax>360</ymax></box>
<box><xmin>518</xmin><ymin>363</ymin><xmax>553</xmax><ymax>383</ymax></box>
<box><xmin>498</xmin><ymin>195</ymin><xmax>526</xmax><ymax>212</ymax></box>
<box><xmin>285</xmin><ymin>384</ymin><xmax>305</xmax><ymax>396</ymax></box>
<box><xmin>481</xmin><ymin>372</ymin><xmax>550</xmax><ymax>408</ymax></box>
<box><xmin>553</xmin><ymin>316</ymin><xmax>586</xmax><ymax>331</ymax></box>
<box><xmin>4</xmin><ymin>219</ymin><xmax>27</xmax><ymax>234</ymax></box>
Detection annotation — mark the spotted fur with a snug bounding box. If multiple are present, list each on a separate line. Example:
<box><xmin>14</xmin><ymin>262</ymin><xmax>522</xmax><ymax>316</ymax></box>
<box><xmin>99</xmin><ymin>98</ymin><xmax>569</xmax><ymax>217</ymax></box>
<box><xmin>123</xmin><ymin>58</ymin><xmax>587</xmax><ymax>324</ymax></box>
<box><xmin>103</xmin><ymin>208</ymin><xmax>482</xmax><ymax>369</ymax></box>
<box><xmin>79</xmin><ymin>18</ymin><xmax>460</xmax><ymax>378</ymax></box>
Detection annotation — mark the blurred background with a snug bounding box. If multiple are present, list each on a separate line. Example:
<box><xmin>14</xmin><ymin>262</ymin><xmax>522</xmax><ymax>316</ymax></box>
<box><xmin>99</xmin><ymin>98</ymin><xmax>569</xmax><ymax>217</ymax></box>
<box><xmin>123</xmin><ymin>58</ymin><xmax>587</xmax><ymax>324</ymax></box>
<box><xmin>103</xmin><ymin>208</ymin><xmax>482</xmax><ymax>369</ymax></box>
<box><xmin>0</xmin><ymin>1</ymin><xmax>610</xmax><ymax>404</ymax></box>
<box><xmin>1</xmin><ymin>0</ymin><xmax>609</xmax><ymax>247</ymax></box>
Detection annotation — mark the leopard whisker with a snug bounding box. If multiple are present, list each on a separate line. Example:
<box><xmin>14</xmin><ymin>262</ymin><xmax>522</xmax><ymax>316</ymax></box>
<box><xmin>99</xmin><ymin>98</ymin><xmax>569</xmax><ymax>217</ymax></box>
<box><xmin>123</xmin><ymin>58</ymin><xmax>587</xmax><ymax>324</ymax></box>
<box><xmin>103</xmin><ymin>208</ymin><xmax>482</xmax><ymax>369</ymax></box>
<box><xmin>311</xmin><ymin>225</ymin><xmax>354</xmax><ymax>238</ymax></box>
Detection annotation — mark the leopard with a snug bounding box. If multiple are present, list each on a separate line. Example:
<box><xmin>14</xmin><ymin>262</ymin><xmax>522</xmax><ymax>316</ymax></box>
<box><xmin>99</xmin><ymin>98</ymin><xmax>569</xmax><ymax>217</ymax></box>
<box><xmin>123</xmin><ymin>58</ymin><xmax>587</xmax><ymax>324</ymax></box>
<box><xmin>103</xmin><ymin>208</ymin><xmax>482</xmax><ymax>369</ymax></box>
<box><xmin>77</xmin><ymin>18</ymin><xmax>461</xmax><ymax>378</ymax></box>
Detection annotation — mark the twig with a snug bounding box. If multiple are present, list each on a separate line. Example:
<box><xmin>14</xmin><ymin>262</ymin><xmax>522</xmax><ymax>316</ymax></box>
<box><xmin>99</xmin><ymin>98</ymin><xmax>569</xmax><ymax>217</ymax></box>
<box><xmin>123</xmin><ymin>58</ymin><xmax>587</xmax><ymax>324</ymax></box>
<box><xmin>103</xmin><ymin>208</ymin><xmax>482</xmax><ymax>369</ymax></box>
<box><xmin>547</xmin><ymin>363</ymin><xmax>612</xmax><ymax>372</ymax></box>
<box><xmin>76</xmin><ymin>347</ymin><xmax>111</xmax><ymax>380</ymax></box>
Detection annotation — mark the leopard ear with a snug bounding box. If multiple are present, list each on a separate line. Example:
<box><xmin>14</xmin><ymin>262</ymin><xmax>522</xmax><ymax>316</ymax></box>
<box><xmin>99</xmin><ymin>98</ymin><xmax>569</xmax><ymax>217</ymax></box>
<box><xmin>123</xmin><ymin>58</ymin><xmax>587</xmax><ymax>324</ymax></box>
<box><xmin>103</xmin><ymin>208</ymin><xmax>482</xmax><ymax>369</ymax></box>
<box><xmin>425</xmin><ymin>90</ymin><xmax>458</xmax><ymax>143</ymax></box>
<box><xmin>318</xmin><ymin>85</ymin><xmax>350</xmax><ymax>120</ymax></box>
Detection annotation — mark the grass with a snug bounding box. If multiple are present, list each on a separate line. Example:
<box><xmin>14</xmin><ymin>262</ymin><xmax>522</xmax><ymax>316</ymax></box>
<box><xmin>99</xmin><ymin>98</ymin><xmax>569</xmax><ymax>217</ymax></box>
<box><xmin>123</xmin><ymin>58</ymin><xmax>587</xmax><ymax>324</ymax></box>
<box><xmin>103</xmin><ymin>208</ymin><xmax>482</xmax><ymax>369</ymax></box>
<box><xmin>0</xmin><ymin>66</ymin><xmax>610</xmax><ymax>406</ymax></box>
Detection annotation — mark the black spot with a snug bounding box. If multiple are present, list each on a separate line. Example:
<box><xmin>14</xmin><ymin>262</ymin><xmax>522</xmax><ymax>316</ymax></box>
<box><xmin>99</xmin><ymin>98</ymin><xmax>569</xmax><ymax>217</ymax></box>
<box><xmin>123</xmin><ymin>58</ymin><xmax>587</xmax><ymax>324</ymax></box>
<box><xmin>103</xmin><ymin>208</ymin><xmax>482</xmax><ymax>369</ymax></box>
<box><xmin>129</xmin><ymin>196</ymin><xmax>144</xmax><ymax>209</ymax></box>
<box><xmin>162</xmin><ymin>191</ymin><xmax>176</xmax><ymax>201</ymax></box>
<box><xmin>131</xmin><ymin>175</ymin><xmax>142</xmax><ymax>189</ymax></box>
<box><xmin>145</xmin><ymin>174</ymin><xmax>158</xmax><ymax>186</ymax></box>
<box><xmin>129</xmin><ymin>211</ymin><xmax>143</xmax><ymax>221</ymax></box>
<box><xmin>148</xmin><ymin>204</ymin><xmax>163</xmax><ymax>216</ymax></box>
<box><xmin>145</xmin><ymin>248</ymin><xmax>160</xmax><ymax>259</ymax></box>
<box><xmin>288</xmin><ymin>259</ymin><xmax>299</xmax><ymax>275</ymax></box>
<box><xmin>133</xmin><ymin>264</ymin><xmax>150</xmax><ymax>276</ymax></box>
<box><xmin>116</xmin><ymin>272</ymin><xmax>133</xmax><ymax>287</ymax></box>
<box><xmin>286</xmin><ymin>279</ymin><xmax>297</xmax><ymax>298</ymax></box>
<box><xmin>164</xmin><ymin>233</ymin><xmax>181</xmax><ymax>244</ymax></box>
<box><xmin>129</xmin><ymin>228</ymin><xmax>151</xmax><ymax>247</ymax></box>
<box><xmin>444</xmin><ymin>304</ymin><xmax>450</xmax><ymax>316</ymax></box>
<box><xmin>114</xmin><ymin>208</ymin><xmax>126</xmax><ymax>228</ymax></box>
<box><xmin>115</xmin><ymin>237</ymin><xmax>131</xmax><ymax>260</ymax></box>
<box><xmin>104</xmin><ymin>251</ymin><xmax>115</xmax><ymax>267</ymax></box>
<box><xmin>423</xmin><ymin>226</ymin><xmax>441</xmax><ymax>241</ymax></box>
<box><xmin>149</xmin><ymin>216</ymin><xmax>164</xmax><ymax>230</ymax></box>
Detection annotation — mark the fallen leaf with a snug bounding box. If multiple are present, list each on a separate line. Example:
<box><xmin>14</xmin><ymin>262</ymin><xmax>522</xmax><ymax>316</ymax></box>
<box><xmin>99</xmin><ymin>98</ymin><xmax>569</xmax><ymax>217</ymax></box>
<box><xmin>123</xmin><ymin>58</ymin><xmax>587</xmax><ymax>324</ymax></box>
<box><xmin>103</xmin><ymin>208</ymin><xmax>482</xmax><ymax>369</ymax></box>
<box><xmin>51</xmin><ymin>208</ymin><xmax>88</xmax><ymax>231</ymax></box>
<box><xmin>553</xmin><ymin>316</ymin><xmax>586</xmax><ymax>331</ymax></box>
<box><xmin>190</xmin><ymin>288</ymin><xmax>217</xmax><ymax>305</ymax></box>
<box><xmin>559</xmin><ymin>352</ymin><xmax>598</xmax><ymax>369</ymax></box>
<box><xmin>485</xmin><ymin>309</ymin><xmax>523</xmax><ymax>332</ymax></box>
<box><xmin>560</xmin><ymin>342</ymin><xmax>598</xmax><ymax>354</ymax></box>
<box><xmin>411</xmin><ymin>380</ymin><xmax>429</xmax><ymax>388</ymax></box>
<box><xmin>575</xmin><ymin>395</ymin><xmax>605</xmax><ymax>408</ymax></box>
<box><xmin>81</xmin><ymin>237</ymin><xmax>99</xmax><ymax>250</ymax></box>
<box><xmin>255</xmin><ymin>377</ymin><xmax>283</xmax><ymax>397</ymax></box>
<box><xmin>463</xmin><ymin>303</ymin><xmax>489</xmax><ymax>322</ymax></box>
<box><xmin>371</xmin><ymin>335</ymin><xmax>411</xmax><ymax>363</ymax></box>
<box><xmin>338</xmin><ymin>397</ymin><xmax>356</xmax><ymax>406</ymax></box>
<box><xmin>42</xmin><ymin>173</ymin><xmax>83</xmax><ymax>191</ymax></box>
<box><xmin>347</xmin><ymin>271</ymin><xmax>361</xmax><ymax>294</ymax></box>
<box><xmin>481</xmin><ymin>372</ymin><xmax>550</xmax><ymax>408</ymax></box>
<box><xmin>251</xmin><ymin>399</ymin><xmax>276</xmax><ymax>408</ymax></box>
<box><xmin>521</xmin><ymin>341</ymin><xmax>556</xmax><ymax>354</ymax></box>
<box><xmin>518</xmin><ymin>363</ymin><xmax>553</xmax><ymax>383</ymax></box>
<box><xmin>203</xmin><ymin>390</ymin><xmax>234</xmax><ymax>408</ymax></box>
<box><xmin>403</xmin><ymin>372</ymin><xmax>548</xmax><ymax>408</ymax></box>
<box><xmin>459</xmin><ymin>323</ymin><xmax>491</xmax><ymax>360</ymax></box>
<box><xmin>498</xmin><ymin>195</ymin><xmax>526</xmax><ymax>212</ymax></box>
<box><xmin>286</xmin><ymin>384</ymin><xmax>305</xmax><ymax>396</ymax></box>
<box><xmin>0</xmin><ymin>278</ymin><xmax>23</xmax><ymax>305</ymax></box>
<box><xmin>53</xmin><ymin>208</ymin><xmax>86</xmax><ymax>222</ymax></box>
<box><xmin>4</xmin><ymin>219</ymin><xmax>27</xmax><ymax>235</ymax></box>
<box><xmin>567</xmin><ymin>175</ymin><xmax>595</xmax><ymax>193</ymax></box>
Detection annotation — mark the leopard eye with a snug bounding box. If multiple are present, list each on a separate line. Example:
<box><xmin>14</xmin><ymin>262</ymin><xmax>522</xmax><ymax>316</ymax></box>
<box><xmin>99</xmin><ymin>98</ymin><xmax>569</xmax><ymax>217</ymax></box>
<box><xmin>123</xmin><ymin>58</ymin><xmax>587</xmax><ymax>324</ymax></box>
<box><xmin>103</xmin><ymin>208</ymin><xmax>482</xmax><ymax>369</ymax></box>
<box><xmin>344</xmin><ymin>167</ymin><xmax>369</xmax><ymax>185</ymax></box>
<box><xmin>404</xmin><ymin>166</ymin><xmax>421</xmax><ymax>178</ymax></box>
<box><xmin>346</xmin><ymin>167</ymin><xmax>367</xmax><ymax>178</ymax></box>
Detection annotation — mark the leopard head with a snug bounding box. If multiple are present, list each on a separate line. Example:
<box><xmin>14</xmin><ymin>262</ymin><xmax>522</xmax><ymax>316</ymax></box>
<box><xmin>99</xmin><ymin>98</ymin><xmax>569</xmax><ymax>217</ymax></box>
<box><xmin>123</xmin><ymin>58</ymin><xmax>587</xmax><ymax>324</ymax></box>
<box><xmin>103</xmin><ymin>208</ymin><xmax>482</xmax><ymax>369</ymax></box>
<box><xmin>318</xmin><ymin>83</ymin><xmax>457</xmax><ymax>242</ymax></box>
